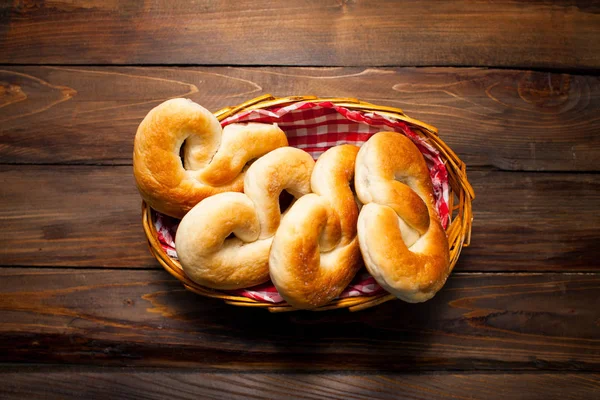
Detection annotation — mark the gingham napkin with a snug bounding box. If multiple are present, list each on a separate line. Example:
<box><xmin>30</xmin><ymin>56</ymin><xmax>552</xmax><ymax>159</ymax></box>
<box><xmin>154</xmin><ymin>101</ymin><xmax>450</xmax><ymax>304</ymax></box>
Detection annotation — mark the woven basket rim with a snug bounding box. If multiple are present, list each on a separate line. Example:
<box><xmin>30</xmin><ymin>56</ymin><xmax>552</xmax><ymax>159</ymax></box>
<box><xmin>141</xmin><ymin>94</ymin><xmax>475</xmax><ymax>312</ymax></box>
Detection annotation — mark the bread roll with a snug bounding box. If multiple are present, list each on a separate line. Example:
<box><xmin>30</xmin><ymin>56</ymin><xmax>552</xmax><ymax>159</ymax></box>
<box><xmin>175</xmin><ymin>147</ymin><xmax>315</xmax><ymax>289</ymax></box>
<box><xmin>270</xmin><ymin>145</ymin><xmax>362</xmax><ymax>309</ymax></box>
<box><xmin>133</xmin><ymin>98</ymin><xmax>288</xmax><ymax>218</ymax></box>
<box><xmin>354</xmin><ymin>131</ymin><xmax>450</xmax><ymax>303</ymax></box>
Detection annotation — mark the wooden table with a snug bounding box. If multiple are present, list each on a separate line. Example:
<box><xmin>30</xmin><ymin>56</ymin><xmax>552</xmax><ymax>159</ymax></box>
<box><xmin>1</xmin><ymin>1</ymin><xmax>599</xmax><ymax>398</ymax></box>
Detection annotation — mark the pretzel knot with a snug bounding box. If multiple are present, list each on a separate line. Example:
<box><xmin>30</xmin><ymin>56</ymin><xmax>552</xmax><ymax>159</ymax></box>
<box><xmin>133</xmin><ymin>98</ymin><xmax>288</xmax><ymax>218</ymax></box>
<box><xmin>270</xmin><ymin>145</ymin><xmax>363</xmax><ymax>309</ymax></box>
<box><xmin>355</xmin><ymin>131</ymin><xmax>450</xmax><ymax>303</ymax></box>
<box><xmin>175</xmin><ymin>147</ymin><xmax>315</xmax><ymax>289</ymax></box>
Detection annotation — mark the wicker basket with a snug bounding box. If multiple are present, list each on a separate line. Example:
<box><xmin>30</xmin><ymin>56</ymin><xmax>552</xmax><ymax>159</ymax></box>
<box><xmin>141</xmin><ymin>94</ymin><xmax>475</xmax><ymax>312</ymax></box>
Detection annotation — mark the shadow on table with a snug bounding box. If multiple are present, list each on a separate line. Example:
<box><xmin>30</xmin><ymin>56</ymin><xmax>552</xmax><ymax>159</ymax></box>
<box><xmin>153</xmin><ymin>279</ymin><xmax>459</xmax><ymax>372</ymax></box>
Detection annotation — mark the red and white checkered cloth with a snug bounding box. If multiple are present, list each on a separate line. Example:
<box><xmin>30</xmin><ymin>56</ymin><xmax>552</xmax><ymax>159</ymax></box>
<box><xmin>153</xmin><ymin>100</ymin><xmax>450</xmax><ymax>304</ymax></box>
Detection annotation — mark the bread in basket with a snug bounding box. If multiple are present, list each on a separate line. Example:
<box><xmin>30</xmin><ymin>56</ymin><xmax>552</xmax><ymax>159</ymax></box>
<box><xmin>139</xmin><ymin>94</ymin><xmax>474</xmax><ymax>312</ymax></box>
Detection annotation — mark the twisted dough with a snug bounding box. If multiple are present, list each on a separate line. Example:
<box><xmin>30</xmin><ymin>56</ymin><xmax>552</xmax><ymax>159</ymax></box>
<box><xmin>355</xmin><ymin>131</ymin><xmax>450</xmax><ymax>303</ymax></box>
<box><xmin>270</xmin><ymin>145</ymin><xmax>362</xmax><ymax>309</ymax></box>
<box><xmin>175</xmin><ymin>147</ymin><xmax>315</xmax><ymax>289</ymax></box>
<box><xmin>133</xmin><ymin>98</ymin><xmax>288</xmax><ymax>218</ymax></box>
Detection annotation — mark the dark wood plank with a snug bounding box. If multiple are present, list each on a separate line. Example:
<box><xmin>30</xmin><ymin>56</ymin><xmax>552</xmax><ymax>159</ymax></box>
<box><xmin>1</xmin><ymin>1</ymin><xmax>599</xmax><ymax>69</ymax></box>
<box><xmin>0</xmin><ymin>269</ymin><xmax>598</xmax><ymax>370</ymax></box>
<box><xmin>0</xmin><ymin>165</ymin><xmax>157</xmax><ymax>268</ymax></box>
<box><xmin>1</xmin><ymin>66</ymin><xmax>598</xmax><ymax>171</ymax></box>
<box><xmin>1</xmin><ymin>368</ymin><xmax>599</xmax><ymax>400</ymax></box>
<box><xmin>461</xmin><ymin>169</ymin><xmax>600</xmax><ymax>272</ymax></box>
<box><xmin>1</xmin><ymin>165</ymin><xmax>598</xmax><ymax>271</ymax></box>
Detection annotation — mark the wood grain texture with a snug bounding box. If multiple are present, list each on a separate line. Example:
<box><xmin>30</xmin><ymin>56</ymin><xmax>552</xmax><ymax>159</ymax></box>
<box><xmin>1</xmin><ymin>0</ymin><xmax>599</xmax><ymax>69</ymax></box>
<box><xmin>1</xmin><ymin>166</ymin><xmax>598</xmax><ymax>271</ymax></box>
<box><xmin>0</xmin><ymin>269</ymin><xmax>598</xmax><ymax>370</ymax></box>
<box><xmin>1</xmin><ymin>66</ymin><xmax>599</xmax><ymax>171</ymax></box>
<box><xmin>1</xmin><ymin>368</ymin><xmax>599</xmax><ymax>400</ymax></box>
<box><xmin>0</xmin><ymin>165</ymin><xmax>157</xmax><ymax>268</ymax></box>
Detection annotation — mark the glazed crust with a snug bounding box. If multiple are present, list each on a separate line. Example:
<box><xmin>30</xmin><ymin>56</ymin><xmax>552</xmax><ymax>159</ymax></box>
<box><xmin>175</xmin><ymin>147</ymin><xmax>315</xmax><ymax>290</ymax></box>
<box><xmin>354</xmin><ymin>131</ymin><xmax>450</xmax><ymax>303</ymax></box>
<box><xmin>133</xmin><ymin>98</ymin><xmax>288</xmax><ymax>218</ymax></box>
<box><xmin>269</xmin><ymin>145</ymin><xmax>362</xmax><ymax>309</ymax></box>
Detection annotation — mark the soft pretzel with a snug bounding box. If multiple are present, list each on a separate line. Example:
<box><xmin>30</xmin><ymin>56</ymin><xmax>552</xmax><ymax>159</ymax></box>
<box><xmin>270</xmin><ymin>145</ymin><xmax>362</xmax><ymax>309</ymax></box>
<box><xmin>355</xmin><ymin>131</ymin><xmax>450</xmax><ymax>303</ymax></box>
<box><xmin>133</xmin><ymin>98</ymin><xmax>288</xmax><ymax>218</ymax></box>
<box><xmin>175</xmin><ymin>147</ymin><xmax>315</xmax><ymax>289</ymax></box>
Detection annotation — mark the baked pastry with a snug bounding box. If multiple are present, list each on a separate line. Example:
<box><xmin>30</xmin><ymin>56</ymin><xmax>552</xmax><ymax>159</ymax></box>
<box><xmin>175</xmin><ymin>147</ymin><xmax>315</xmax><ymax>289</ymax></box>
<box><xmin>354</xmin><ymin>131</ymin><xmax>450</xmax><ymax>303</ymax></box>
<box><xmin>133</xmin><ymin>98</ymin><xmax>288</xmax><ymax>218</ymax></box>
<box><xmin>270</xmin><ymin>145</ymin><xmax>362</xmax><ymax>309</ymax></box>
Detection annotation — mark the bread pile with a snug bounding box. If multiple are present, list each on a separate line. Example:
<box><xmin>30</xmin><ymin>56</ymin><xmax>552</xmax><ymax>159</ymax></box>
<box><xmin>134</xmin><ymin>99</ymin><xmax>450</xmax><ymax>309</ymax></box>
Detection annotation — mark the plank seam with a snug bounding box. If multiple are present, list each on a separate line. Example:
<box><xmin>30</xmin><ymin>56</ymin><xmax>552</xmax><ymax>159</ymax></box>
<box><xmin>0</xmin><ymin>63</ymin><xmax>598</xmax><ymax>76</ymax></box>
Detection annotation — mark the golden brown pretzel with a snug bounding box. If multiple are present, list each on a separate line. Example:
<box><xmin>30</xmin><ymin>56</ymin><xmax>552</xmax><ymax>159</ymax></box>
<box><xmin>269</xmin><ymin>145</ymin><xmax>362</xmax><ymax>309</ymax></box>
<box><xmin>354</xmin><ymin>131</ymin><xmax>450</xmax><ymax>303</ymax></box>
<box><xmin>175</xmin><ymin>147</ymin><xmax>315</xmax><ymax>290</ymax></box>
<box><xmin>133</xmin><ymin>98</ymin><xmax>288</xmax><ymax>218</ymax></box>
